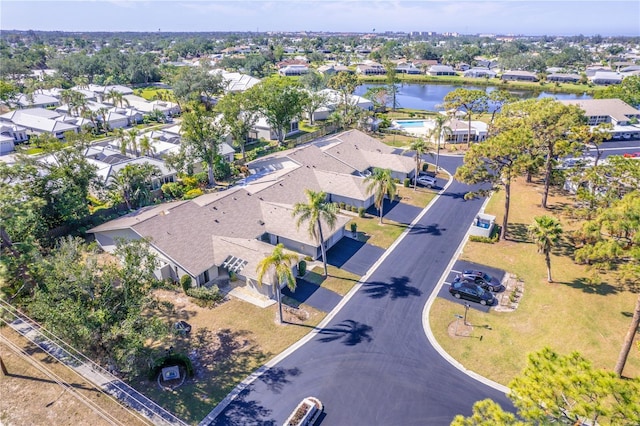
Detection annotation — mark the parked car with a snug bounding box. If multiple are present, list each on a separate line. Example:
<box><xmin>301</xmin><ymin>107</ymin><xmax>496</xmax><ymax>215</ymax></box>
<box><xmin>449</xmin><ymin>280</ymin><xmax>496</xmax><ymax>305</ymax></box>
<box><xmin>623</xmin><ymin>152</ymin><xmax>640</xmax><ymax>158</ymax></box>
<box><xmin>416</xmin><ymin>175</ymin><xmax>437</xmax><ymax>188</ymax></box>
<box><xmin>459</xmin><ymin>270</ymin><xmax>503</xmax><ymax>292</ymax></box>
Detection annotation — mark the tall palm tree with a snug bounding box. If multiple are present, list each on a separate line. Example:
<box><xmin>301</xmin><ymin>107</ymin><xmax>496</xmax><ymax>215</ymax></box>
<box><xmin>528</xmin><ymin>215</ymin><xmax>563</xmax><ymax>283</ymax></box>
<box><xmin>404</xmin><ymin>138</ymin><xmax>433</xmax><ymax>191</ymax></box>
<box><xmin>365</xmin><ymin>168</ymin><xmax>397</xmax><ymax>224</ymax></box>
<box><xmin>106</xmin><ymin>89</ymin><xmax>129</xmax><ymax>108</ymax></box>
<box><xmin>292</xmin><ymin>189</ymin><xmax>338</xmax><ymax>277</ymax></box>
<box><xmin>431</xmin><ymin>114</ymin><xmax>452</xmax><ymax>171</ymax></box>
<box><xmin>138</xmin><ymin>135</ymin><xmax>155</xmax><ymax>157</ymax></box>
<box><xmin>97</xmin><ymin>107</ymin><xmax>111</xmax><ymax>133</ymax></box>
<box><xmin>256</xmin><ymin>244</ymin><xmax>298</xmax><ymax>324</ymax></box>
<box><xmin>126</xmin><ymin>128</ymin><xmax>140</xmax><ymax>157</ymax></box>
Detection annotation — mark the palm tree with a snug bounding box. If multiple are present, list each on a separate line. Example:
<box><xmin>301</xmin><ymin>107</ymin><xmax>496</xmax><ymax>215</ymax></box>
<box><xmin>431</xmin><ymin>114</ymin><xmax>452</xmax><ymax>171</ymax></box>
<box><xmin>126</xmin><ymin>128</ymin><xmax>140</xmax><ymax>157</ymax></box>
<box><xmin>365</xmin><ymin>168</ymin><xmax>397</xmax><ymax>224</ymax></box>
<box><xmin>528</xmin><ymin>215</ymin><xmax>563</xmax><ymax>283</ymax></box>
<box><xmin>256</xmin><ymin>244</ymin><xmax>298</xmax><ymax>324</ymax></box>
<box><xmin>106</xmin><ymin>89</ymin><xmax>129</xmax><ymax>108</ymax></box>
<box><xmin>97</xmin><ymin>107</ymin><xmax>111</xmax><ymax>133</ymax></box>
<box><xmin>139</xmin><ymin>135</ymin><xmax>155</xmax><ymax>157</ymax></box>
<box><xmin>404</xmin><ymin>138</ymin><xmax>433</xmax><ymax>191</ymax></box>
<box><xmin>292</xmin><ymin>190</ymin><xmax>338</xmax><ymax>277</ymax></box>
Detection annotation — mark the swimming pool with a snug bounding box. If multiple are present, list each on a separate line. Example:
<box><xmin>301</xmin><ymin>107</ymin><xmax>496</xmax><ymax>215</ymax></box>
<box><xmin>394</xmin><ymin>120</ymin><xmax>427</xmax><ymax>128</ymax></box>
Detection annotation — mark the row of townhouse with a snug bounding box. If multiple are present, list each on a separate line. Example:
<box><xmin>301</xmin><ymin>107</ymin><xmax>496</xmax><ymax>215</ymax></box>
<box><xmin>559</xmin><ymin>99</ymin><xmax>640</xmax><ymax>140</ymax></box>
<box><xmin>88</xmin><ymin>129</ymin><xmax>415</xmax><ymax>301</ymax></box>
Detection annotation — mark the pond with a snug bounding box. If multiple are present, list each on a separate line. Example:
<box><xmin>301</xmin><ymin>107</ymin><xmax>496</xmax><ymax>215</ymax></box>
<box><xmin>353</xmin><ymin>82</ymin><xmax>593</xmax><ymax>112</ymax></box>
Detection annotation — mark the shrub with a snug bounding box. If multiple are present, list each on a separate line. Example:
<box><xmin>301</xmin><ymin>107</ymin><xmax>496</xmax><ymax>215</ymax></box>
<box><xmin>214</xmin><ymin>157</ymin><xmax>231</xmax><ymax>181</ymax></box>
<box><xmin>184</xmin><ymin>188</ymin><xmax>203</xmax><ymax>199</ymax></box>
<box><xmin>304</xmin><ymin>255</ymin><xmax>313</xmax><ymax>261</ymax></box>
<box><xmin>162</xmin><ymin>182</ymin><xmax>184</xmax><ymax>199</ymax></box>
<box><xmin>180</xmin><ymin>274</ymin><xmax>192</xmax><ymax>293</ymax></box>
<box><xmin>339</xmin><ymin>202</ymin><xmax>346</xmax><ymax>209</ymax></box>
<box><xmin>469</xmin><ymin>235</ymin><xmax>495</xmax><ymax>244</ymax></box>
<box><xmin>350</xmin><ymin>222</ymin><xmax>358</xmax><ymax>233</ymax></box>
<box><xmin>422</xmin><ymin>163</ymin><xmax>429</xmax><ymax>172</ymax></box>
<box><xmin>148</xmin><ymin>352</ymin><xmax>194</xmax><ymax>381</ymax></box>
<box><xmin>186</xmin><ymin>285</ymin><xmax>223</xmax><ymax>307</ymax></box>
<box><xmin>350</xmin><ymin>205</ymin><xmax>357</xmax><ymax>212</ymax></box>
<box><xmin>403</xmin><ymin>178</ymin><xmax>410</xmax><ymax>187</ymax></box>
<box><xmin>298</xmin><ymin>260</ymin><xmax>307</xmax><ymax>277</ymax></box>
<box><xmin>358</xmin><ymin>207</ymin><xmax>365</xmax><ymax>218</ymax></box>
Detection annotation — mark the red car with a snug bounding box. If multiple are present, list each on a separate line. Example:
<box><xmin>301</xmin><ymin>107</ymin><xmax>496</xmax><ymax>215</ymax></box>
<box><xmin>623</xmin><ymin>152</ymin><xmax>640</xmax><ymax>158</ymax></box>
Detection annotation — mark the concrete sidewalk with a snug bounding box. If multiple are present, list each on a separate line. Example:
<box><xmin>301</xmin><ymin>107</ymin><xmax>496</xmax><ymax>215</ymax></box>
<box><xmin>9</xmin><ymin>317</ymin><xmax>187</xmax><ymax>426</ymax></box>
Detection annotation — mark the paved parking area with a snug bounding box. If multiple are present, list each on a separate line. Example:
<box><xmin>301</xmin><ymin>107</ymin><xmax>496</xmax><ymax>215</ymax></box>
<box><xmin>437</xmin><ymin>260</ymin><xmax>507</xmax><ymax>313</ymax></box>
<box><xmin>326</xmin><ymin>237</ymin><xmax>385</xmax><ymax>276</ymax></box>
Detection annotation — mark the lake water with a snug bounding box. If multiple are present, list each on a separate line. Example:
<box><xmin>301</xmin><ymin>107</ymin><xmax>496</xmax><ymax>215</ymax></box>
<box><xmin>353</xmin><ymin>82</ymin><xmax>593</xmax><ymax>111</ymax></box>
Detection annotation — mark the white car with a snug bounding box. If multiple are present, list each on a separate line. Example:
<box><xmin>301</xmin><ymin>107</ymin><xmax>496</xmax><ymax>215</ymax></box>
<box><xmin>416</xmin><ymin>175</ymin><xmax>437</xmax><ymax>188</ymax></box>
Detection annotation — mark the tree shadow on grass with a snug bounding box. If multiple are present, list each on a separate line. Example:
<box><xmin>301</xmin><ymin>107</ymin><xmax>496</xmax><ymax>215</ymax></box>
<box><xmin>505</xmin><ymin>223</ymin><xmax>530</xmax><ymax>243</ymax></box>
<box><xmin>317</xmin><ymin>319</ymin><xmax>373</xmax><ymax>346</ymax></box>
<box><xmin>552</xmin><ymin>235</ymin><xmax>576</xmax><ymax>258</ymax></box>
<box><xmin>361</xmin><ymin>275</ymin><xmax>422</xmax><ymax>300</ymax></box>
<box><xmin>557</xmin><ymin>277</ymin><xmax>620</xmax><ymax>296</ymax></box>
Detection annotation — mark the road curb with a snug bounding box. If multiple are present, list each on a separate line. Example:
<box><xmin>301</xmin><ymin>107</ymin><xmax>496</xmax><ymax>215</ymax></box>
<box><xmin>421</xmin><ymin>193</ymin><xmax>511</xmax><ymax>395</ymax></box>
<box><xmin>199</xmin><ymin>170</ymin><xmax>452</xmax><ymax>425</ymax></box>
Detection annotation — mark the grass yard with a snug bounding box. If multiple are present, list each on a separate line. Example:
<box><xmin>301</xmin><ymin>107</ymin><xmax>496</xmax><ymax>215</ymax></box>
<box><xmin>134</xmin><ymin>288</ymin><xmax>327</xmax><ymax>424</ymax></box>
<box><xmin>429</xmin><ymin>177</ymin><xmax>640</xmax><ymax>385</ymax></box>
<box><xmin>302</xmin><ymin>265</ymin><xmax>361</xmax><ymax>296</ymax></box>
<box><xmin>396</xmin><ymin>185</ymin><xmax>438</xmax><ymax>209</ymax></box>
<box><xmin>135</xmin><ymin>87</ymin><xmax>174</xmax><ymax>101</ymax></box>
<box><xmin>347</xmin><ymin>214</ymin><xmax>408</xmax><ymax>249</ymax></box>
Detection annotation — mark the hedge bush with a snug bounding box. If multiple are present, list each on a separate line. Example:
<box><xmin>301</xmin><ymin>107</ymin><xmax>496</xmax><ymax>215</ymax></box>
<box><xmin>184</xmin><ymin>188</ymin><xmax>203</xmax><ymax>199</ymax></box>
<box><xmin>180</xmin><ymin>274</ymin><xmax>192</xmax><ymax>293</ymax></box>
<box><xmin>358</xmin><ymin>207</ymin><xmax>365</xmax><ymax>217</ymax></box>
<box><xmin>186</xmin><ymin>285</ymin><xmax>224</xmax><ymax>307</ymax></box>
<box><xmin>403</xmin><ymin>178</ymin><xmax>410</xmax><ymax>187</ymax></box>
<box><xmin>298</xmin><ymin>260</ymin><xmax>307</xmax><ymax>277</ymax></box>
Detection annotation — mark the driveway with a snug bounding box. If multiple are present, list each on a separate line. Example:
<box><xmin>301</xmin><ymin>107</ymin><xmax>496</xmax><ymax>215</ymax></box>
<box><xmin>208</xmin><ymin>158</ymin><xmax>514</xmax><ymax>425</ymax></box>
<box><xmin>282</xmin><ymin>278</ymin><xmax>342</xmax><ymax>313</ymax></box>
<box><xmin>366</xmin><ymin>198</ymin><xmax>423</xmax><ymax>224</ymax></box>
<box><xmin>326</xmin><ymin>237</ymin><xmax>385</xmax><ymax>276</ymax></box>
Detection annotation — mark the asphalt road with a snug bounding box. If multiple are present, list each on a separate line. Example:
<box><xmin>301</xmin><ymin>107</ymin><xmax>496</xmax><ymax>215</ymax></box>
<box><xmin>210</xmin><ymin>155</ymin><xmax>514</xmax><ymax>426</ymax></box>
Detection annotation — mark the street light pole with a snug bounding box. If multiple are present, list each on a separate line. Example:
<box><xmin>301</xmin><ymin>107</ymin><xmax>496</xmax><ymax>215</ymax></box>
<box><xmin>464</xmin><ymin>303</ymin><xmax>470</xmax><ymax>326</ymax></box>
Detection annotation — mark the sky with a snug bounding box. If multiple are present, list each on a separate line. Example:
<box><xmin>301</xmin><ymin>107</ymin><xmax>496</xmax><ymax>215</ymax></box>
<box><xmin>1</xmin><ymin>1</ymin><xmax>639</xmax><ymax>36</ymax></box>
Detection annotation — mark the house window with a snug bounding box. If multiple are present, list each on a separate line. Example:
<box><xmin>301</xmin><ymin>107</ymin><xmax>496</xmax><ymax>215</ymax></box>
<box><xmin>290</xmin><ymin>121</ymin><xmax>299</xmax><ymax>132</ymax></box>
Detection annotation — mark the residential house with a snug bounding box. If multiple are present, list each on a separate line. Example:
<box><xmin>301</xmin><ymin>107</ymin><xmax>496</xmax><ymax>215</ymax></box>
<box><xmin>252</xmin><ymin>116</ymin><xmax>300</xmax><ymax>141</ymax></box>
<box><xmin>590</xmin><ymin>71</ymin><xmax>623</xmax><ymax>85</ymax></box>
<box><xmin>501</xmin><ymin>70</ymin><xmax>539</xmax><ymax>82</ymax></box>
<box><xmin>356</xmin><ymin>63</ymin><xmax>386</xmax><ymax>75</ymax></box>
<box><xmin>427</xmin><ymin>65</ymin><xmax>457</xmax><ymax>76</ymax></box>
<box><xmin>210</xmin><ymin>70</ymin><xmax>261</xmax><ymax>93</ymax></box>
<box><xmin>463</xmin><ymin>68</ymin><xmax>497</xmax><ymax>78</ymax></box>
<box><xmin>123</xmin><ymin>95</ymin><xmax>180</xmax><ymax>119</ymax></box>
<box><xmin>278</xmin><ymin>64</ymin><xmax>310</xmax><ymax>76</ymax></box>
<box><xmin>395</xmin><ymin>63</ymin><xmax>422</xmax><ymax>74</ymax></box>
<box><xmin>317</xmin><ymin>65</ymin><xmax>352</xmax><ymax>75</ymax></box>
<box><xmin>306</xmin><ymin>89</ymin><xmax>374</xmax><ymax>122</ymax></box>
<box><xmin>14</xmin><ymin>93</ymin><xmax>60</xmax><ymax>109</ymax></box>
<box><xmin>559</xmin><ymin>98</ymin><xmax>640</xmax><ymax>140</ymax></box>
<box><xmin>0</xmin><ymin>108</ymin><xmax>78</xmax><ymax>139</ymax></box>
<box><xmin>88</xmin><ymin>129</ymin><xmax>413</xmax><ymax>300</ymax></box>
<box><xmin>0</xmin><ymin>123</ymin><xmax>28</xmax><ymax>155</ymax></box>
<box><xmin>547</xmin><ymin>73</ymin><xmax>581</xmax><ymax>83</ymax></box>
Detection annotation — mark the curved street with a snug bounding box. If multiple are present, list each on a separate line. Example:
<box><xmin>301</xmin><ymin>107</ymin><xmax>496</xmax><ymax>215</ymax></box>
<box><xmin>207</xmin><ymin>156</ymin><xmax>514</xmax><ymax>425</ymax></box>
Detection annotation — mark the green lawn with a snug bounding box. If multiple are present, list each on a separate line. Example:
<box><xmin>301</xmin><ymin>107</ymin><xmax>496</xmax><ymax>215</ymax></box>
<box><xmin>135</xmin><ymin>87</ymin><xmax>174</xmax><ymax>101</ymax></box>
<box><xmin>136</xmin><ymin>290</ymin><xmax>327</xmax><ymax>424</ymax></box>
<box><xmin>302</xmin><ymin>265</ymin><xmax>361</xmax><ymax>296</ymax></box>
<box><xmin>429</xmin><ymin>177</ymin><xmax>640</xmax><ymax>385</ymax></box>
<box><xmin>347</xmin><ymin>214</ymin><xmax>407</xmax><ymax>249</ymax></box>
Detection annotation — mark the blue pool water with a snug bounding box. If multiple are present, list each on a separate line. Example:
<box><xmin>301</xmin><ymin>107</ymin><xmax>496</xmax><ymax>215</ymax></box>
<box><xmin>394</xmin><ymin>120</ymin><xmax>427</xmax><ymax>128</ymax></box>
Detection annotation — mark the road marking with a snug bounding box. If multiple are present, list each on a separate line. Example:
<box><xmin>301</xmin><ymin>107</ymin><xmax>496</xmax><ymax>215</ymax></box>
<box><xmin>450</xmin><ymin>269</ymin><xmax>461</xmax><ymax>274</ymax></box>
